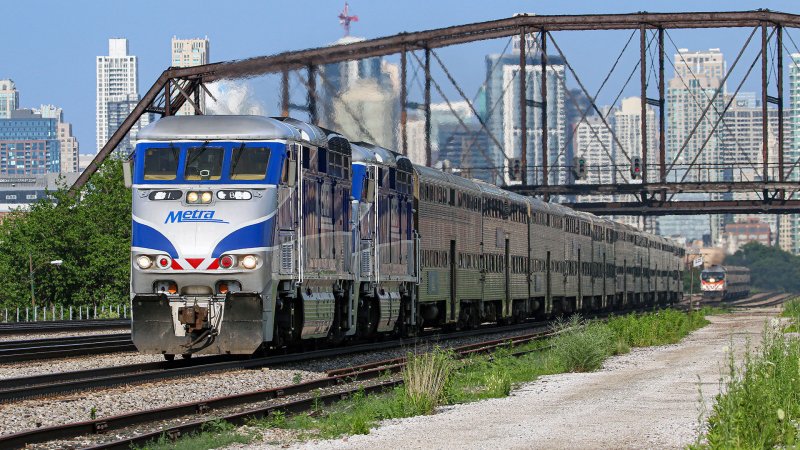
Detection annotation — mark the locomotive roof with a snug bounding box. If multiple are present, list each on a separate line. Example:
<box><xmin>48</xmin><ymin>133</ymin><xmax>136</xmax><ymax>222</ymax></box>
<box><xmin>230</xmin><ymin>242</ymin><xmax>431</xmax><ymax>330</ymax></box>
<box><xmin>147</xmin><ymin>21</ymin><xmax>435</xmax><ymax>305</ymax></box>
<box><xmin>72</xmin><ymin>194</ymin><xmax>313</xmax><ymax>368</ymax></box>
<box><xmin>137</xmin><ymin>115</ymin><xmax>303</xmax><ymax>142</ymax></box>
<box><xmin>350</xmin><ymin>143</ymin><xmax>380</xmax><ymax>165</ymax></box>
<box><xmin>275</xmin><ymin>117</ymin><xmax>328</xmax><ymax>147</ymax></box>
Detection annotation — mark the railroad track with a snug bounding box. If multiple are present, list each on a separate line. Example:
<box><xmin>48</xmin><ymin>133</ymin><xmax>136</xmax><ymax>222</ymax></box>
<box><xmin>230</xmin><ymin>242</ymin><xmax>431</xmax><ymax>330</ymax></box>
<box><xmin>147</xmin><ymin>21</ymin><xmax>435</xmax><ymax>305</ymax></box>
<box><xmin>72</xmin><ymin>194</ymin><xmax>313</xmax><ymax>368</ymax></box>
<box><xmin>0</xmin><ymin>328</ymin><xmax>557</xmax><ymax>450</ymax></box>
<box><xmin>0</xmin><ymin>333</ymin><xmax>135</xmax><ymax>364</ymax></box>
<box><xmin>0</xmin><ymin>319</ymin><xmax>555</xmax><ymax>403</ymax></box>
<box><xmin>0</xmin><ymin>319</ymin><xmax>130</xmax><ymax>336</ymax></box>
<box><xmin>2</xmin><ymin>300</ymin><xmax>774</xmax><ymax>449</ymax></box>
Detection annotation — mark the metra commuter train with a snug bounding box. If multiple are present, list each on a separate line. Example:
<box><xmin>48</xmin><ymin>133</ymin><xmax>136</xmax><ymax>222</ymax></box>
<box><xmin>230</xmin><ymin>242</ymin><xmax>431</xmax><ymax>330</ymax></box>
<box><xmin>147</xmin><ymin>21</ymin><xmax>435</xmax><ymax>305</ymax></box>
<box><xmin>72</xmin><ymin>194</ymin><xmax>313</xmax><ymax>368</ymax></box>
<box><xmin>127</xmin><ymin>115</ymin><xmax>685</xmax><ymax>359</ymax></box>
<box><xmin>701</xmin><ymin>265</ymin><xmax>750</xmax><ymax>300</ymax></box>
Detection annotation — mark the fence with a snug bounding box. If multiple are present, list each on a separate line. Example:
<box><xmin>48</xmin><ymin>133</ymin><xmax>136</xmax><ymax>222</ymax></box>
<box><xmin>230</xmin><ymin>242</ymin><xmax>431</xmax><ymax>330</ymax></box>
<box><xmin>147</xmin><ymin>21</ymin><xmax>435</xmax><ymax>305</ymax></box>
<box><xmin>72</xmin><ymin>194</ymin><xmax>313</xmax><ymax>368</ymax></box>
<box><xmin>1</xmin><ymin>304</ymin><xmax>128</xmax><ymax>323</ymax></box>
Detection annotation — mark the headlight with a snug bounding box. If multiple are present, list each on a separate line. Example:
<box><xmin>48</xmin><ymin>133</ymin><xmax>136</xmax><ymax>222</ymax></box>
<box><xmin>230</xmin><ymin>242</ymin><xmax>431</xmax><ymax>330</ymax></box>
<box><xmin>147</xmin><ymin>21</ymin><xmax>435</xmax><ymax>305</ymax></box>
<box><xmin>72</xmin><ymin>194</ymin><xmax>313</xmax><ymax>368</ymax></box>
<box><xmin>241</xmin><ymin>255</ymin><xmax>258</xmax><ymax>269</ymax></box>
<box><xmin>201</xmin><ymin>192</ymin><xmax>212</xmax><ymax>203</ymax></box>
<box><xmin>137</xmin><ymin>255</ymin><xmax>153</xmax><ymax>269</ymax></box>
<box><xmin>187</xmin><ymin>191</ymin><xmax>199</xmax><ymax>203</ymax></box>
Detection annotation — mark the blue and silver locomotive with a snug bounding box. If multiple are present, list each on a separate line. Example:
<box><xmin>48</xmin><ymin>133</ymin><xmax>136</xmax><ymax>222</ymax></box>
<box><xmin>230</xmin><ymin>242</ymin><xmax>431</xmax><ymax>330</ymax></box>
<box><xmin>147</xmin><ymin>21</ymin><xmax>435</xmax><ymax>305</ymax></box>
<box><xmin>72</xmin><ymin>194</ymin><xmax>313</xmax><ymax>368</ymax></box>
<box><xmin>128</xmin><ymin>115</ymin><xmax>684</xmax><ymax>359</ymax></box>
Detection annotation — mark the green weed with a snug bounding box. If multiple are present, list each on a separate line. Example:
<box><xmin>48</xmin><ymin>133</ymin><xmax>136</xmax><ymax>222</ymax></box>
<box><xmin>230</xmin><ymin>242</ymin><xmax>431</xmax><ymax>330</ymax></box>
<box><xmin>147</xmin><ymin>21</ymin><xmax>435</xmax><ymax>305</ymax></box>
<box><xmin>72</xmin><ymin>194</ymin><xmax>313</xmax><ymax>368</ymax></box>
<box><xmin>551</xmin><ymin>315</ymin><xmax>617</xmax><ymax>372</ymax></box>
<box><xmin>696</xmin><ymin>324</ymin><xmax>800</xmax><ymax>448</ymax></box>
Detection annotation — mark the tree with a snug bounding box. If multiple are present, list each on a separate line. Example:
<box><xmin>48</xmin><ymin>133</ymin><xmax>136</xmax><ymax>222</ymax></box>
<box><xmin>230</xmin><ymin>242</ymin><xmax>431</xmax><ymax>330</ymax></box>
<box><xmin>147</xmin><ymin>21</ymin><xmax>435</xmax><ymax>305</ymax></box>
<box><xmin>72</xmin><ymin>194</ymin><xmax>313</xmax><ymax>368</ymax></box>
<box><xmin>725</xmin><ymin>242</ymin><xmax>800</xmax><ymax>293</ymax></box>
<box><xmin>0</xmin><ymin>160</ymin><xmax>131</xmax><ymax>309</ymax></box>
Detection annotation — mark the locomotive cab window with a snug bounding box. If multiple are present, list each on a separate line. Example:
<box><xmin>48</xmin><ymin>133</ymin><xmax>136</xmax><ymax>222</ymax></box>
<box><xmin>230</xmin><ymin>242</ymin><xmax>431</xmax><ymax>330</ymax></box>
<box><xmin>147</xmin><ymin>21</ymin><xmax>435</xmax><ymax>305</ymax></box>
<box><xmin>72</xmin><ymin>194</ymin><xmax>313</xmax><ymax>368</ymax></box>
<box><xmin>185</xmin><ymin>146</ymin><xmax>223</xmax><ymax>180</ymax></box>
<box><xmin>143</xmin><ymin>146</ymin><xmax>179</xmax><ymax>180</ymax></box>
<box><xmin>230</xmin><ymin>146</ymin><xmax>270</xmax><ymax>180</ymax></box>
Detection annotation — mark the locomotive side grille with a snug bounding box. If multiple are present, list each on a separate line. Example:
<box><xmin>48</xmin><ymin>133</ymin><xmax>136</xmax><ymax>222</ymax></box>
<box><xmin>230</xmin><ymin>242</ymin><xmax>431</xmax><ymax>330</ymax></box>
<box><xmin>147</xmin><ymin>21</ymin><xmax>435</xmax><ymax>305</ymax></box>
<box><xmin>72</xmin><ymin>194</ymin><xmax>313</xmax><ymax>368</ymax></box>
<box><xmin>280</xmin><ymin>242</ymin><xmax>294</xmax><ymax>274</ymax></box>
<box><xmin>361</xmin><ymin>248</ymin><xmax>372</xmax><ymax>276</ymax></box>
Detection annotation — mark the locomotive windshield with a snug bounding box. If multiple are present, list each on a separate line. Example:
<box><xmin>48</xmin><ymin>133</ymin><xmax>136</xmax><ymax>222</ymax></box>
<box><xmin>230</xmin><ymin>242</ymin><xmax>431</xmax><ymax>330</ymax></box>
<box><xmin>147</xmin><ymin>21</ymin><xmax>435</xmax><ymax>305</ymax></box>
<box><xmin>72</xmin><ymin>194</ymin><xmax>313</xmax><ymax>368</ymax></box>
<box><xmin>143</xmin><ymin>147</ymin><xmax>179</xmax><ymax>180</ymax></box>
<box><xmin>184</xmin><ymin>146</ymin><xmax>223</xmax><ymax>180</ymax></box>
<box><xmin>701</xmin><ymin>272</ymin><xmax>724</xmax><ymax>281</ymax></box>
<box><xmin>230</xmin><ymin>146</ymin><xmax>270</xmax><ymax>180</ymax></box>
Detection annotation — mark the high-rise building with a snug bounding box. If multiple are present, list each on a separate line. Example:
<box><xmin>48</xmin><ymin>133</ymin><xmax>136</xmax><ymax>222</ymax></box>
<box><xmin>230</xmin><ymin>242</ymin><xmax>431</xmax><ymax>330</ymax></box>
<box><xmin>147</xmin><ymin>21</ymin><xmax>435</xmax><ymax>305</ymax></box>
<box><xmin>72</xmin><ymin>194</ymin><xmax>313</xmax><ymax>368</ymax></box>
<box><xmin>318</xmin><ymin>36</ymin><xmax>399</xmax><ymax>150</ymax></box>
<box><xmin>0</xmin><ymin>109</ymin><xmax>60</xmax><ymax>175</ymax></box>
<box><xmin>171</xmin><ymin>36</ymin><xmax>210</xmax><ymax>115</ymax></box>
<box><xmin>667</xmin><ymin>48</ymin><xmax>726</xmax><ymax>183</ymax></box>
<box><xmin>107</xmin><ymin>93</ymin><xmax>151</xmax><ymax>156</ymax></box>
<box><xmin>96</xmin><ymin>38</ymin><xmax>139</xmax><ymax>154</ymax></box>
<box><xmin>57</xmin><ymin>122</ymin><xmax>79</xmax><ymax>173</ymax></box>
<box><xmin>614</xmin><ymin>97</ymin><xmax>657</xmax><ymax>182</ymax></box>
<box><xmin>33</xmin><ymin>105</ymin><xmax>79</xmax><ymax>174</ymax></box>
<box><xmin>786</xmin><ymin>53</ymin><xmax>800</xmax><ymax>254</ymax></box>
<box><xmin>574</xmin><ymin>113</ymin><xmax>615</xmax><ymax>186</ymax></box>
<box><xmin>0</xmin><ymin>80</ymin><xmax>19</xmax><ymax>119</ymax></box>
<box><xmin>405</xmin><ymin>101</ymin><xmax>476</xmax><ymax>167</ymax></box>
<box><xmin>485</xmin><ymin>35</ymin><xmax>567</xmax><ymax>186</ymax></box>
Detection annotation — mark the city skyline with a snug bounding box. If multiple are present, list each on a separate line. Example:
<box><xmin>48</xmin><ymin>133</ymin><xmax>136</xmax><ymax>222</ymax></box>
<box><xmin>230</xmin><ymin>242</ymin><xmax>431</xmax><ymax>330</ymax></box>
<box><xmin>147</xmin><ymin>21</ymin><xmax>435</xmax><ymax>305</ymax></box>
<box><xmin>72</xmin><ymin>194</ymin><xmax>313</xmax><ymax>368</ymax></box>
<box><xmin>2</xmin><ymin>0</ymin><xmax>798</xmax><ymax>160</ymax></box>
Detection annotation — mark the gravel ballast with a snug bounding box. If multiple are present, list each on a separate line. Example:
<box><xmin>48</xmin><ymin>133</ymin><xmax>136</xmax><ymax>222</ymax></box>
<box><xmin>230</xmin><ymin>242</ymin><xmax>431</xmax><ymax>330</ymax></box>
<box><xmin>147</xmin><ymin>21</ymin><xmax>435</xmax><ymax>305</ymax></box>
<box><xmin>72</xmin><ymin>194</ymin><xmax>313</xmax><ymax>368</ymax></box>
<box><xmin>243</xmin><ymin>308</ymin><xmax>778</xmax><ymax>450</ymax></box>
<box><xmin>0</xmin><ymin>324</ymin><xmax>550</xmax><ymax>438</ymax></box>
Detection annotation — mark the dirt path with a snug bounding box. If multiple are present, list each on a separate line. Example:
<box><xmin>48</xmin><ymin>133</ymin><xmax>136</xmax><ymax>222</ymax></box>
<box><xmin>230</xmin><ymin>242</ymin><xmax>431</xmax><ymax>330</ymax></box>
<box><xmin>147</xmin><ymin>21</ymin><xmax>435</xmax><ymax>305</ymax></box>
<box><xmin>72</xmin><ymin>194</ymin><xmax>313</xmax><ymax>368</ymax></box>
<box><xmin>271</xmin><ymin>308</ymin><xmax>777</xmax><ymax>450</ymax></box>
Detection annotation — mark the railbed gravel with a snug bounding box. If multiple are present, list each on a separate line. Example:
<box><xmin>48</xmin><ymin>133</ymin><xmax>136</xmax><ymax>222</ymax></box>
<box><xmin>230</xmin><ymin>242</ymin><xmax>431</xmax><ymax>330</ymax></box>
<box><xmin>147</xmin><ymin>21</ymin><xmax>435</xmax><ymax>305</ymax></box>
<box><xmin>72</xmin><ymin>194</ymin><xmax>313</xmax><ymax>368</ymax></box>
<box><xmin>0</xmin><ymin>323</ymin><xmax>548</xmax><ymax>441</ymax></box>
<box><xmin>0</xmin><ymin>351</ymin><xmax>163</xmax><ymax>380</ymax></box>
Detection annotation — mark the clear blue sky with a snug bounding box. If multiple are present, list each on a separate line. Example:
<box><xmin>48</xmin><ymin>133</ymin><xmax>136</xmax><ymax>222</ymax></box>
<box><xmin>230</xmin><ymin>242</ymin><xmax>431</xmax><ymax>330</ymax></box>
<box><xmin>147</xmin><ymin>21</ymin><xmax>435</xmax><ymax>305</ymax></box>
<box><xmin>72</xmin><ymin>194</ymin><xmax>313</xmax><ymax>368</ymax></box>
<box><xmin>1</xmin><ymin>0</ymin><xmax>798</xmax><ymax>155</ymax></box>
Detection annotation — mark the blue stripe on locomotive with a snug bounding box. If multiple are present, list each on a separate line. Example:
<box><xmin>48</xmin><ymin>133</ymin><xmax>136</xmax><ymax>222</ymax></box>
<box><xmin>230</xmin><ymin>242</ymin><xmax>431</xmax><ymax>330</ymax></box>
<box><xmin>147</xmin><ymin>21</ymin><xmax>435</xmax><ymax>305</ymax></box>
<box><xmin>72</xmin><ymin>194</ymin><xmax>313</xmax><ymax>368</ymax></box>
<box><xmin>212</xmin><ymin>218</ymin><xmax>274</xmax><ymax>257</ymax></box>
<box><xmin>351</xmin><ymin>163</ymin><xmax>366</xmax><ymax>200</ymax></box>
<box><xmin>132</xmin><ymin>221</ymin><xmax>179</xmax><ymax>258</ymax></box>
<box><xmin>132</xmin><ymin>217</ymin><xmax>275</xmax><ymax>259</ymax></box>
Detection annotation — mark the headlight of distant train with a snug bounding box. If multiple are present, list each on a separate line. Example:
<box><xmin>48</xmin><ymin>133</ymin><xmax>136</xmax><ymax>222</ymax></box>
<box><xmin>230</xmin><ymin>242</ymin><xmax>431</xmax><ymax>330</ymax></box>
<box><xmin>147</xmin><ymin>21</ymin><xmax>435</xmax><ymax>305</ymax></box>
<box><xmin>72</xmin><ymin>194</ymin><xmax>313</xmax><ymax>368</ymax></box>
<box><xmin>219</xmin><ymin>254</ymin><xmax>236</xmax><ymax>269</ymax></box>
<box><xmin>186</xmin><ymin>192</ymin><xmax>199</xmax><ymax>203</ymax></box>
<box><xmin>155</xmin><ymin>255</ymin><xmax>172</xmax><ymax>269</ymax></box>
<box><xmin>241</xmin><ymin>255</ymin><xmax>258</xmax><ymax>269</ymax></box>
<box><xmin>136</xmin><ymin>255</ymin><xmax>153</xmax><ymax>269</ymax></box>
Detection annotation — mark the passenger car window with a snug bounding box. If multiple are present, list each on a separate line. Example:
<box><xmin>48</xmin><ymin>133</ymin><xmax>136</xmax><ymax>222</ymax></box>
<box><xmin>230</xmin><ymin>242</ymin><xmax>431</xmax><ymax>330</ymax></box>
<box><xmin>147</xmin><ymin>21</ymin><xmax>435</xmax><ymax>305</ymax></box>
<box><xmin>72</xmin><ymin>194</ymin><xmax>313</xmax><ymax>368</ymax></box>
<box><xmin>185</xmin><ymin>146</ymin><xmax>223</xmax><ymax>180</ymax></box>
<box><xmin>231</xmin><ymin>147</ymin><xmax>270</xmax><ymax>180</ymax></box>
<box><xmin>144</xmin><ymin>146</ymin><xmax>179</xmax><ymax>180</ymax></box>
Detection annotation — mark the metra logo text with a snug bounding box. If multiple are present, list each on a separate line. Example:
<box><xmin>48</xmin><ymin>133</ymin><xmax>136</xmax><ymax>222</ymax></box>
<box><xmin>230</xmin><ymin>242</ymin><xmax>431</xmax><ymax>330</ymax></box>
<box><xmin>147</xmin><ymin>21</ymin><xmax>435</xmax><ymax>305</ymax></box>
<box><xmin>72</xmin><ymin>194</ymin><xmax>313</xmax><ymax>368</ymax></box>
<box><xmin>164</xmin><ymin>210</ymin><xmax>229</xmax><ymax>224</ymax></box>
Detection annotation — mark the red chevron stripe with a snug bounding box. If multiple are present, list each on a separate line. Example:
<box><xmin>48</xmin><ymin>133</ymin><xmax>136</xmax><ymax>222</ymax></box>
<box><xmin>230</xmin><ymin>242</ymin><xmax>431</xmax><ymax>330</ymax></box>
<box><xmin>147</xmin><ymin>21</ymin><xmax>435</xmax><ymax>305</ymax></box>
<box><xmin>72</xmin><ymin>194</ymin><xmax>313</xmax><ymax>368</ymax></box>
<box><xmin>171</xmin><ymin>260</ymin><xmax>183</xmax><ymax>270</ymax></box>
<box><xmin>185</xmin><ymin>258</ymin><xmax>204</xmax><ymax>269</ymax></box>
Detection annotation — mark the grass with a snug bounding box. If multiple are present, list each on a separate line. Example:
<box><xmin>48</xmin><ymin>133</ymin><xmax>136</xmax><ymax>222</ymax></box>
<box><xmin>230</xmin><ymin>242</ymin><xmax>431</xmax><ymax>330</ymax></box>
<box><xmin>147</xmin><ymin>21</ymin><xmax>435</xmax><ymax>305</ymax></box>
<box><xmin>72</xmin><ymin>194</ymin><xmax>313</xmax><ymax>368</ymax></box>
<box><xmin>781</xmin><ymin>297</ymin><xmax>800</xmax><ymax>332</ymax></box>
<box><xmin>606</xmin><ymin>307</ymin><xmax>717</xmax><ymax>348</ymax></box>
<box><xmin>694</xmin><ymin>325</ymin><xmax>800</xmax><ymax>448</ymax></box>
<box><xmin>133</xmin><ymin>419</ymin><xmax>254</xmax><ymax>450</ymax></box>
<box><xmin>151</xmin><ymin>308</ymin><xmax>722</xmax><ymax>450</ymax></box>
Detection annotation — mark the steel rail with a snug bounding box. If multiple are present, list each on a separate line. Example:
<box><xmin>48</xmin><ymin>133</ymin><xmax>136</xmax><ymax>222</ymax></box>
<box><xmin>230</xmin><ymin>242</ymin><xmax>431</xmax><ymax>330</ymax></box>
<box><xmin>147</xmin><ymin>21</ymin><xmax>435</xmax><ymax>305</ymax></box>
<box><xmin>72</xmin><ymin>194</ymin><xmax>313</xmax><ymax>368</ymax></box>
<box><xmin>0</xmin><ymin>333</ymin><xmax>134</xmax><ymax>362</ymax></box>
<box><xmin>0</xmin><ymin>319</ymin><xmax>130</xmax><ymax>336</ymax></box>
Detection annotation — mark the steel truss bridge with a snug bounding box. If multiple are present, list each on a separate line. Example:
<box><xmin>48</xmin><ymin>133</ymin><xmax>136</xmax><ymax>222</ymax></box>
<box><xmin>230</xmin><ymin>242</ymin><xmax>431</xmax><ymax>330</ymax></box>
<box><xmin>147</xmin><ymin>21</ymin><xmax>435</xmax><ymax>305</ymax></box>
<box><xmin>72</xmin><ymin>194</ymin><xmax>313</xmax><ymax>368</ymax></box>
<box><xmin>72</xmin><ymin>10</ymin><xmax>800</xmax><ymax>216</ymax></box>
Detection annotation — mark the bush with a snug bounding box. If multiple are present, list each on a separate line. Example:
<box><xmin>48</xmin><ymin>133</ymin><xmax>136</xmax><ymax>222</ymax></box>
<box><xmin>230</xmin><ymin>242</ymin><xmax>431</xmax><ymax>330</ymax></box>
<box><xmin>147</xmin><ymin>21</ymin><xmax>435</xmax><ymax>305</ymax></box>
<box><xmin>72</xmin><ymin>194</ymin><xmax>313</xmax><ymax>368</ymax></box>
<box><xmin>402</xmin><ymin>348</ymin><xmax>456</xmax><ymax>414</ymax></box>
<box><xmin>551</xmin><ymin>315</ymin><xmax>616</xmax><ymax>372</ymax></box>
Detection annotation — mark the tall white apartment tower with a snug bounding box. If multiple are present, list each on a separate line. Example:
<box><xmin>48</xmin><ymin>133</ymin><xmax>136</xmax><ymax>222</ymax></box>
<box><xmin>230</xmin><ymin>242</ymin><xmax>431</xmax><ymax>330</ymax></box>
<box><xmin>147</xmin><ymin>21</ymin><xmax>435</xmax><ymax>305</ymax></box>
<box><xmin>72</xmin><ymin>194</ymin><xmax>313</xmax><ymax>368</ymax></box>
<box><xmin>171</xmin><ymin>36</ymin><xmax>210</xmax><ymax>115</ymax></box>
<box><xmin>96</xmin><ymin>38</ymin><xmax>138</xmax><ymax>153</ymax></box>
<box><xmin>614</xmin><ymin>97</ymin><xmax>657</xmax><ymax>182</ymax></box>
<box><xmin>666</xmin><ymin>48</ymin><xmax>726</xmax><ymax>183</ymax></box>
<box><xmin>0</xmin><ymin>80</ymin><xmax>19</xmax><ymax>119</ymax></box>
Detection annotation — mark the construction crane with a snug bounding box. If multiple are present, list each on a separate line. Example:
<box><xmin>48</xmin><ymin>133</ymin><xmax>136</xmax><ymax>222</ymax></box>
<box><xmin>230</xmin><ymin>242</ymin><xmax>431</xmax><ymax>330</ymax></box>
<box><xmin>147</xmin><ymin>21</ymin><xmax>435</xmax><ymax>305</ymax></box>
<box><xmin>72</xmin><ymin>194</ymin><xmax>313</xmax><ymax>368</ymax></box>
<box><xmin>338</xmin><ymin>2</ymin><xmax>359</xmax><ymax>37</ymax></box>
